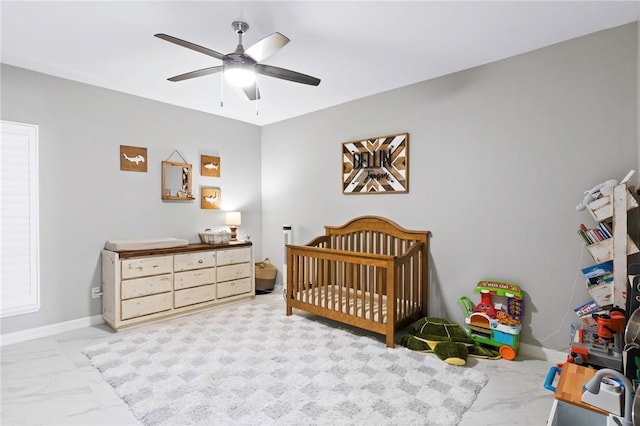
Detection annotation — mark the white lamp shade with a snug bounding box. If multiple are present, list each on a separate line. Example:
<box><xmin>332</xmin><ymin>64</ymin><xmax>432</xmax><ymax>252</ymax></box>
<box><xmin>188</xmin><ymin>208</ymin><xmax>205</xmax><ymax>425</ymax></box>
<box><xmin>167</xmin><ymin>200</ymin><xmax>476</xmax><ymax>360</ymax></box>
<box><xmin>225</xmin><ymin>211</ymin><xmax>242</xmax><ymax>226</ymax></box>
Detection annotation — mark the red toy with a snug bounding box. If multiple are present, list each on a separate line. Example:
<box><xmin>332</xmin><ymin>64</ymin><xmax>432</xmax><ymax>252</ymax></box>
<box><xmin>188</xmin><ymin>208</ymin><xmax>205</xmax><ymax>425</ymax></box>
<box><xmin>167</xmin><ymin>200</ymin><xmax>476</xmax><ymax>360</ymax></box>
<box><xmin>475</xmin><ymin>291</ymin><xmax>497</xmax><ymax>318</ymax></box>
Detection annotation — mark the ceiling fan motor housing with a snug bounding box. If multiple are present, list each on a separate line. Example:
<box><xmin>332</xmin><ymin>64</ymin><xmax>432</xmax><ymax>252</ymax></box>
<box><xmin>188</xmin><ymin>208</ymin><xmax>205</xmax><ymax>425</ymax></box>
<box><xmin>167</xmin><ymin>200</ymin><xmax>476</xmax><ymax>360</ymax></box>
<box><xmin>224</xmin><ymin>52</ymin><xmax>257</xmax><ymax>77</ymax></box>
<box><xmin>232</xmin><ymin>21</ymin><xmax>249</xmax><ymax>35</ymax></box>
<box><xmin>225</xmin><ymin>52</ymin><xmax>257</xmax><ymax>67</ymax></box>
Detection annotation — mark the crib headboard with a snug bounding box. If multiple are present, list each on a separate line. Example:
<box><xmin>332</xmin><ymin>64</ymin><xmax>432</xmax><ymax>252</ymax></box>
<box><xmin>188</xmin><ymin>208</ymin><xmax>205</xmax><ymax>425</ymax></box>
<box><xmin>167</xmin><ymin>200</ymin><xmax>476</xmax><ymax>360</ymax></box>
<box><xmin>323</xmin><ymin>215</ymin><xmax>430</xmax><ymax>256</ymax></box>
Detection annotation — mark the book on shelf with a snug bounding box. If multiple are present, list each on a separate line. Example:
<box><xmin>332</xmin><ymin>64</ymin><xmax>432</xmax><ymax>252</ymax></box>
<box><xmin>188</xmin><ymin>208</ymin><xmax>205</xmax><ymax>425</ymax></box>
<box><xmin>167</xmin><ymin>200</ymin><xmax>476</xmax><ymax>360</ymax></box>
<box><xmin>577</xmin><ymin>229</ymin><xmax>590</xmax><ymax>245</ymax></box>
<box><xmin>573</xmin><ymin>301</ymin><xmax>606</xmax><ymax>326</ymax></box>
<box><xmin>598</xmin><ymin>221</ymin><xmax>613</xmax><ymax>238</ymax></box>
<box><xmin>581</xmin><ymin>260</ymin><xmax>614</xmax><ymax>281</ymax></box>
<box><xmin>574</xmin><ymin>300</ymin><xmax>599</xmax><ymax>317</ymax></box>
<box><xmin>578</xmin><ymin>222</ymin><xmax>613</xmax><ymax>245</ymax></box>
<box><xmin>586</xmin><ymin>273</ymin><xmax>613</xmax><ymax>288</ymax></box>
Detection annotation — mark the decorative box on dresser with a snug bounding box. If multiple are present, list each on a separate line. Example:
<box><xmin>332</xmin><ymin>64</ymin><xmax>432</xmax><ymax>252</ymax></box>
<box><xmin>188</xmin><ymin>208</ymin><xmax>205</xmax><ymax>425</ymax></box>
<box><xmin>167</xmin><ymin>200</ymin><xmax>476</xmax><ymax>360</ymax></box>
<box><xmin>101</xmin><ymin>242</ymin><xmax>254</xmax><ymax>330</ymax></box>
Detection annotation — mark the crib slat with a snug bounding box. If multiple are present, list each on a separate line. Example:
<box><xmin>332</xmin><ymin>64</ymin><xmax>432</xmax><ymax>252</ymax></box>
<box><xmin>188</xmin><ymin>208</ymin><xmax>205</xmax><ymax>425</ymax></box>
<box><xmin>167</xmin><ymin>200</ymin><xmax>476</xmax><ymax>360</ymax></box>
<box><xmin>415</xmin><ymin>249</ymin><xmax>420</xmax><ymax>314</ymax></box>
<box><xmin>343</xmin><ymin>261</ymin><xmax>349</xmax><ymax>315</ymax></box>
<box><xmin>398</xmin><ymin>258</ymin><xmax>403</xmax><ymax>319</ymax></box>
<box><xmin>330</xmin><ymin>259</ymin><xmax>336</xmax><ymax>311</ymax></box>
<box><xmin>398</xmin><ymin>263</ymin><xmax>403</xmax><ymax>320</ymax></box>
<box><xmin>403</xmin><ymin>258</ymin><xmax>409</xmax><ymax>318</ymax></box>
<box><xmin>405</xmin><ymin>241</ymin><xmax>410</xmax><ymax>317</ymax></box>
<box><xmin>312</xmin><ymin>255</ymin><xmax>317</xmax><ymax>306</ymax></box>
<box><xmin>301</xmin><ymin>254</ymin><xmax>307</xmax><ymax>304</ymax></box>
<box><xmin>367</xmin><ymin>265</ymin><xmax>373</xmax><ymax>320</ymax></box>
<box><xmin>338</xmin><ymin>260</ymin><xmax>343</xmax><ymax>313</ymax></box>
<box><xmin>308</xmin><ymin>254</ymin><xmax>312</xmax><ymax>304</ymax></box>
<box><xmin>382</xmin><ymin>234</ymin><xmax>387</xmax><ymax>256</ymax></box>
<box><xmin>359</xmin><ymin>263</ymin><xmax>365</xmax><ymax>319</ymax></box>
<box><xmin>345</xmin><ymin>260</ymin><xmax>350</xmax><ymax>315</ymax></box>
<box><xmin>296</xmin><ymin>253</ymin><xmax>303</xmax><ymax>302</ymax></box>
<box><xmin>376</xmin><ymin>265</ymin><xmax>381</xmax><ymax>321</ymax></box>
<box><xmin>321</xmin><ymin>257</ymin><xmax>327</xmax><ymax>309</ymax></box>
<box><xmin>347</xmin><ymin>262</ymin><xmax>354</xmax><ymax>317</ymax></box>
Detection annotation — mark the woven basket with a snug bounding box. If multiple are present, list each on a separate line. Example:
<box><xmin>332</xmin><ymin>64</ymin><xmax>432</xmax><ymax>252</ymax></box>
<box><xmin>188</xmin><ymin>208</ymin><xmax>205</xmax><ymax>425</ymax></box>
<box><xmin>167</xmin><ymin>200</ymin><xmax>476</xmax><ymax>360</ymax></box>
<box><xmin>199</xmin><ymin>230</ymin><xmax>231</xmax><ymax>245</ymax></box>
<box><xmin>255</xmin><ymin>258</ymin><xmax>277</xmax><ymax>292</ymax></box>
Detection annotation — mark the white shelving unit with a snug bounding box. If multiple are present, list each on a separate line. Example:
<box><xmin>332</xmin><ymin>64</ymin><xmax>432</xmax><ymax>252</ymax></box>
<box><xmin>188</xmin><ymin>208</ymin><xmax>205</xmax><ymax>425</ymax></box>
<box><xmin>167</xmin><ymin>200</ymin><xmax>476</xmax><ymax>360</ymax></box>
<box><xmin>583</xmin><ymin>183</ymin><xmax>639</xmax><ymax>308</ymax></box>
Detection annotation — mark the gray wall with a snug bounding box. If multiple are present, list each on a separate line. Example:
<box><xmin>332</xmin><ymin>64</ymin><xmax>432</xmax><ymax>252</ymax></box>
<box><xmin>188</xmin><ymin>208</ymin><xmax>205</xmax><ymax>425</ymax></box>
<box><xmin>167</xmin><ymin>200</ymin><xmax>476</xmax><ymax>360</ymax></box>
<box><xmin>261</xmin><ymin>23</ymin><xmax>639</xmax><ymax>351</ymax></box>
<box><xmin>2</xmin><ymin>23</ymin><xmax>638</xmax><ymax>352</ymax></box>
<box><xmin>1</xmin><ymin>65</ymin><xmax>262</xmax><ymax>333</ymax></box>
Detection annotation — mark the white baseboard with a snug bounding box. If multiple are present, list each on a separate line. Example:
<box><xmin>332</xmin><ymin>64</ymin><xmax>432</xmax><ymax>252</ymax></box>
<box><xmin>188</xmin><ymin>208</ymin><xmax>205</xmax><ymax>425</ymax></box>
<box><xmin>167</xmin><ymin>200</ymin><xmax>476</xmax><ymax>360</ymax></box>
<box><xmin>0</xmin><ymin>314</ymin><xmax>104</xmax><ymax>347</ymax></box>
<box><xmin>519</xmin><ymin>342</ymin><xmax>566</xmax><ymax>364</ymax></box>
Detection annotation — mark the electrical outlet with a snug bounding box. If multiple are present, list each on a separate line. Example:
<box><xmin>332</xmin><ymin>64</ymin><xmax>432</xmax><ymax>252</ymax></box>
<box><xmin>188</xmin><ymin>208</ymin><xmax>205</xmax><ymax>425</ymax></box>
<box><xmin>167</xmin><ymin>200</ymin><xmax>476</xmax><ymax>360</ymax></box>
<box><xmin>91</xmin><ymin>287</ymin><xmax>102</xmax><ymax>299</ymax></box>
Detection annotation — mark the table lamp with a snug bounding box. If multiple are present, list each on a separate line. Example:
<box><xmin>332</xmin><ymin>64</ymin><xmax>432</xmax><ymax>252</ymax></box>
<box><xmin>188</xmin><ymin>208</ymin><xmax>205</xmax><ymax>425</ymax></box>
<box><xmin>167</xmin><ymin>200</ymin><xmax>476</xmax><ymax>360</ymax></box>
<box><xmin>225</xmin><ymin>211</ymin><xmax>241</xmax><ymax>241</ymax></box>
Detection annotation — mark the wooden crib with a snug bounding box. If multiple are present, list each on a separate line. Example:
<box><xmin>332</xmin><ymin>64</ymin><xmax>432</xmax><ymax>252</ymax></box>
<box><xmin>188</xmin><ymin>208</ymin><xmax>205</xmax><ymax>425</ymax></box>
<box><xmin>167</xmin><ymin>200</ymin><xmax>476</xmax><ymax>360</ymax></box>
<box><xmin>286</xmin><ymin>216</ymin><xmax>430</xmax><ymax>347</ymax></box>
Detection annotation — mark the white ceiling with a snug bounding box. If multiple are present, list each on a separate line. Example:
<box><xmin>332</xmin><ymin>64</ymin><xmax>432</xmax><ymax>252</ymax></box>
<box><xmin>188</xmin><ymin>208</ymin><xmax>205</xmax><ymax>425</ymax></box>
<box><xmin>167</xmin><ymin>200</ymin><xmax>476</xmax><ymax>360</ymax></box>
<box><xmin>2</xmin><ymin>1</ymin><xmax>639</xmax><ymax>126</ymax></box>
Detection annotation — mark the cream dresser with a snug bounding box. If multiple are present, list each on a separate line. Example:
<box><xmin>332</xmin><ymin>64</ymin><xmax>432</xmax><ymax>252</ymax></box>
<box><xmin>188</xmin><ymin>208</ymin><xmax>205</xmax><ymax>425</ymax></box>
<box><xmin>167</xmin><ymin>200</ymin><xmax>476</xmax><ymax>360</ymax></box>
<box><xmin>101</xmin><ymin>242</ymin><xmax>254</xmax><ymax>330</ymax></box>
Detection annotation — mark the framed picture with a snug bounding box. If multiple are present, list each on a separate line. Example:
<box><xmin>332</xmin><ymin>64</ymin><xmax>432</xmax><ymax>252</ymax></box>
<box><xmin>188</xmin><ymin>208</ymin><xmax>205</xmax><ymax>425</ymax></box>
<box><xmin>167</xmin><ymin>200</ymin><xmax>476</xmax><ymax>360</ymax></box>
<box><xmin>200</xmin><ymin>187</ymin><xmax>221</xmax><ymax>209</ymax></box>
<box><xmin>120</xmin><ymin>145</ymin><xmax>147</xmax><ymax>172</ymax></box>
<box><xmin>342</xmin><ymin>133</ymin><xmax>408</xmax><ymax>194</ymax></box>
<box><xmin>201</xmin><ymin>155</ymin><xmax>221</xmax><ymax>177</ymax></box>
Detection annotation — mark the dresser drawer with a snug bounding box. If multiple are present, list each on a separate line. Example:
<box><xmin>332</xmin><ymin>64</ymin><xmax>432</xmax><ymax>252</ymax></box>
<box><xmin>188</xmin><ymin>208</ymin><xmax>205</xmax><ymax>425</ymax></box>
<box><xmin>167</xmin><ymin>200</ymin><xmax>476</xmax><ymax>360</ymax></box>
<box><xmin>174</xmin><ymin>251</ymin><xmax>215</xmax><ymax>271</ymax></box>
<box><xmin>174</xmin><ymin>284</ymin><xmax>216</xmax><ymax>308</ymax></box>
<box><xmin>217</xmin><ymin>247</ymin><xmax>251</xmax><ymax>266</ymax></box>
<box><xmin>174</xmin><ymin>268</ymin><xmax>215</xmax><ymax>290</ymax></box>
<box><xmin>121</xmin><ymin>292</ymin><xmax>172</xmax><ymax>320</ymax></box>
<box><xmin>217</xmin><ymin>278</ymin><xmax>252</xmax><ymax>299</ymax></box>
<box><xmin>217</xmin><ymin>262</ymin><xmax>251</xmax><ymax>283</ymax></box>
<box><xmin>121</xmin><ymin>255</ymin><xmax>173</xmax><ymax>279</ymax></box>
<box><xmin>121</xmin><ymin>274</ymin><xmax>172</xmax><ymax>300</ymax></box>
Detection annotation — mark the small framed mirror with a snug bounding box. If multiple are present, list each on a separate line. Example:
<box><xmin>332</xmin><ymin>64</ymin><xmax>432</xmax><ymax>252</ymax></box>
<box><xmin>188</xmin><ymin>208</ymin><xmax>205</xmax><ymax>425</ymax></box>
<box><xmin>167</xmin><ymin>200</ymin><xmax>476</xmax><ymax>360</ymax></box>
<box><xmin>162</xmin><ymin>161</ymin><xmax>195</xmax><ymax>200</ymax></box>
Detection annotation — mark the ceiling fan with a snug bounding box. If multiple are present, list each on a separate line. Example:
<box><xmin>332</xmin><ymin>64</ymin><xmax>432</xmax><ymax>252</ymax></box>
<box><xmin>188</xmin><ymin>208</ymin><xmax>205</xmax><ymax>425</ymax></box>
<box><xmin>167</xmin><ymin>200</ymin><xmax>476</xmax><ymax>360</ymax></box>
<box><xmin>155</xmin><ymin>21</ymin><xmax>321</xmax><ymax>101</ymax></box>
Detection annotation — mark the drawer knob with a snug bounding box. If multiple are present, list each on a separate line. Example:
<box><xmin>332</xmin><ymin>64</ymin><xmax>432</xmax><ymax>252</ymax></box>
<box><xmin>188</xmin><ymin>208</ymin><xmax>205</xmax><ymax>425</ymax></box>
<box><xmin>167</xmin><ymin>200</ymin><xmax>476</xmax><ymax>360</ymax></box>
<box><xmin>198</xmin><ymin>260</ymin><xmax>203</xmax><ymax>264</ymax></box>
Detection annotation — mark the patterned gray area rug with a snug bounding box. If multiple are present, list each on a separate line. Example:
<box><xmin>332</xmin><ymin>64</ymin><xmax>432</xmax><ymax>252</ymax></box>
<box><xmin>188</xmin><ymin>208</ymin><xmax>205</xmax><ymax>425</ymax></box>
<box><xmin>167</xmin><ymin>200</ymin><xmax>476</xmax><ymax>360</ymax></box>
<box><xmin>83</xmin><ymin>302</ymin><xmax>489</xmax><ymax>425</ymax></box>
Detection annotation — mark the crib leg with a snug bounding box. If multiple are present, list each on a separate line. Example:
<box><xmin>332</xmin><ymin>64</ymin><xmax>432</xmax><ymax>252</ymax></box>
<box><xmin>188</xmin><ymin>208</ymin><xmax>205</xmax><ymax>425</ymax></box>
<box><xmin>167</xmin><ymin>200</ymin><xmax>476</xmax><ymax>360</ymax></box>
<box><xmin>385</xmin><ymin>333</ymin><xmax>395</xmax><ymax>348</ymax></box>
<box><xmin>286</xmin><ymin>293</ymin><xmax>292</xmax><ymax>316</ymax></box>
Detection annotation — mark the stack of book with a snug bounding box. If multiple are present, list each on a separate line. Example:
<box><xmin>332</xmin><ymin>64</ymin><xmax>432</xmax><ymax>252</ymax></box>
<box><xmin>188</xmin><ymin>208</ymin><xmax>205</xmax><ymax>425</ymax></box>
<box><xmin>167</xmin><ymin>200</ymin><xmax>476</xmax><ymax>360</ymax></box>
<box><xmin>577</xmin><ymin>222</ymin><xmax>613</xmax><ymax>245</ymax></box>
<box><xmin>581</xmin><ymin>261</ymin><xmax>614</xmax><ymax>308</ymax></box>
<box><xmin>573</xmin><ymin>300</ymin><xmax>601</xmax><ymax>326</ymax></box>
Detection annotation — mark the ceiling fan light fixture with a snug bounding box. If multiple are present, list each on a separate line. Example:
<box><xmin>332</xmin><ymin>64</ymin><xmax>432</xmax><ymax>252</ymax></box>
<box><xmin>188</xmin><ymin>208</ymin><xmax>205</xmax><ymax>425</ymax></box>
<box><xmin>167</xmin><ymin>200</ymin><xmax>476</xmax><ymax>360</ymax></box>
<box><xmin>224</xmin><ymin>65</ymin><xmax>256</xmax><ymax>87</ymax></box>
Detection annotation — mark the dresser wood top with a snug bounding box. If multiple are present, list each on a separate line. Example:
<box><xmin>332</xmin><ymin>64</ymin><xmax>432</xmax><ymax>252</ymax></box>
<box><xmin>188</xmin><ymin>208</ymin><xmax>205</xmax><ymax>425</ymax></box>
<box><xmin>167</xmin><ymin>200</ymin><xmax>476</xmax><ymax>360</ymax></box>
<box><xmin>106</xmin><ymin>242</ymin><xmax>252</xmax><ymax>259</ymax></box>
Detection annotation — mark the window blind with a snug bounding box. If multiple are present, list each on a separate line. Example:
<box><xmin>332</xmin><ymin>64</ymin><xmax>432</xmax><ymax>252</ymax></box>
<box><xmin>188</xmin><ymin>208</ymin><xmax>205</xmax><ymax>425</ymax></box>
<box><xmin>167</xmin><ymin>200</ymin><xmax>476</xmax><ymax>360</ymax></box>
<box><xmin>1</xmin><ymin>120</ymin><xmax>40</xmax><ymax>317</ymax></box>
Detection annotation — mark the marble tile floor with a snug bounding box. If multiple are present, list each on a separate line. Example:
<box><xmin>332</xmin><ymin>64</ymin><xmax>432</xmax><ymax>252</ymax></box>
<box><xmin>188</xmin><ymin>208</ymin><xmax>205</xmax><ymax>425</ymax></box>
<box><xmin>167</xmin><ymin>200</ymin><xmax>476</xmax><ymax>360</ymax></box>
<box><xmin>2</xmin><ymin>293</ymin><xmax>556</xmax><ymax>426</ymax></box>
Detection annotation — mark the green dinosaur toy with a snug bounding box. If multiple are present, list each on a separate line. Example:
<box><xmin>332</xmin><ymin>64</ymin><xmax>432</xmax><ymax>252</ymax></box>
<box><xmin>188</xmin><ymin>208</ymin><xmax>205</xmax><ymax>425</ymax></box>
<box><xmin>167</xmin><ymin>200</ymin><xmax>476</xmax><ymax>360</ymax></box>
<box><xmin>398</xmin><ymin>317</ymin><xmax>500</xmax><ymax>365</ymax></box>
